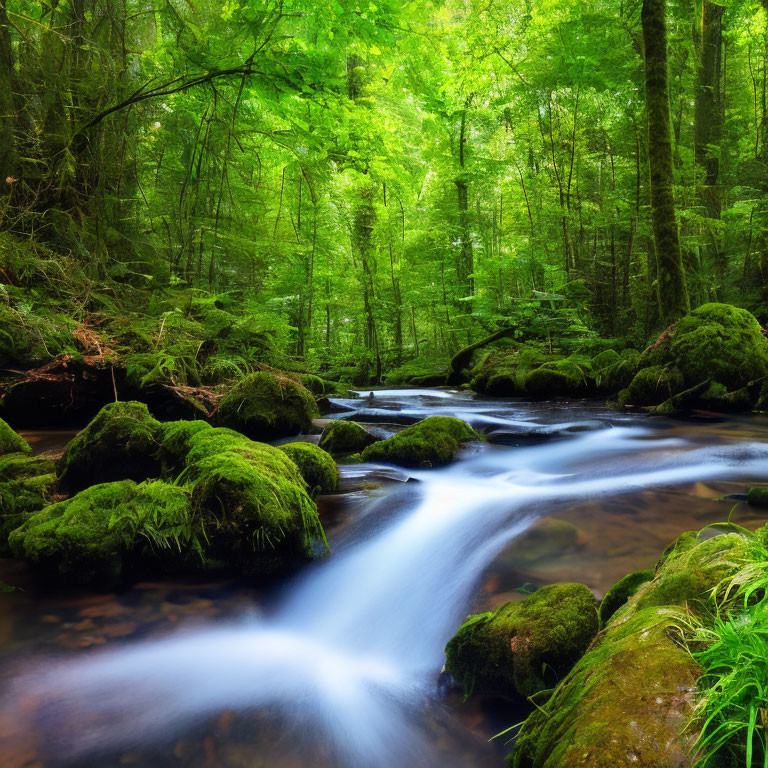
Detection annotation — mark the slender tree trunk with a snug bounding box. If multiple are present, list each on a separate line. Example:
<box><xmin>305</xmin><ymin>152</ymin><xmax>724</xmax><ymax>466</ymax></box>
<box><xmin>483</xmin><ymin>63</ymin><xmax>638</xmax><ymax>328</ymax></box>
<box><xmin>695</xmin><ymin>0</ymin><xmax>725</xmax><ymax>286</ymax></box>
<box><xmin>0</xmin><ymin>0</ymin><xmax>17</xmax><ymax>202</ymax></box>
<box><xmin>455</xmin><ymin>97</ymin><xmax>474</xmax><ymax>297</ymax></box>
<box><xmin>642</xmin><ymin>0</ymin><xmax>690</xmax><ymax>324</ymax></box>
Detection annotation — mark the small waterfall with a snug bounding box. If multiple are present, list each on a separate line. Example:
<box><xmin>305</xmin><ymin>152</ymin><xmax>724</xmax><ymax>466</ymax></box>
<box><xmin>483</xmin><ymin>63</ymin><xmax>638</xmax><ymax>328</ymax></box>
<box><xmin>4</xmin><ymin>395</ymin><xmax>768</xmax><ymax>767</ymax></box>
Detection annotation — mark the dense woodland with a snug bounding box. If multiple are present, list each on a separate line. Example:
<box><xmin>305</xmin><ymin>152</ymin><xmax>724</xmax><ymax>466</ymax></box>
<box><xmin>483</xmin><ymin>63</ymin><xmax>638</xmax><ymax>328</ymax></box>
<box><xmin>2</xmin><ymin>0</ymin><xmax>768</xmax><ymax>384</ymax></box>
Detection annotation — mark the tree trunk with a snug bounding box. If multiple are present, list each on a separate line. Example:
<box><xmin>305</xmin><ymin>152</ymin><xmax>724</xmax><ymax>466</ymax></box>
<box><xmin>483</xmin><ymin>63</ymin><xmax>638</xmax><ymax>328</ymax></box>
<box><xmin>642</xmin><ymin>0</ymin><xmax>690</xmax><ymax>324</ymax></box>
<box><xmin>0</xmin><ymin>0</ymin><xmax>17</xmax><ymax>201</ymax></box>
<box><xmin>695</xmin><ymin>0</ymin><xmax>725</xmax><ymax>286</ymax></box>
<box><xmin>455</xmin><ymin>97</ymin><xmax>474</xmax><ymax>297</ymax></box>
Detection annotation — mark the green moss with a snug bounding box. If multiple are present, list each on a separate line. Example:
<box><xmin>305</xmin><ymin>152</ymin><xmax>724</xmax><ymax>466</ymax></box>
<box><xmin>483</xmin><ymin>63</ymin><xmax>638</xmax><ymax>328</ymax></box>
<box><xmin>594</xmin><ymin>350</ymin><xmax>640</xmax><ymax>395</ymax></box>
<box><xmin>187</xmin><ymin>439</ymin><xmax>326</xmax><ymax>575</ymax></box>
<box><xmin>0</xmin><ymin>417</ymin><xmax>31</xmax><ymax>456</ymax></box>
<box><xmin>598</xmin><ymin>569</ymin><xmax>654</xmax><ymax>626</ymax></box>
<box><xmin>8</xmin><ymin>479</ymin><xmax>201</xmax><ymax>587</ymax></box>
<box><xmin>318</xmin><ymin>420</ymin><xmax>377</xmax><ymax>455</ymax></box>
<box><xmin>215</xmin><ymin>371</ymin><xmax>319</xmax><ymax>441</ymax></box>
<box><xmin>300</xmin><ymin>374</ymin><xmax>326</xmax><ymax>395</ymax></box>
<box><xmin>617</xmin><ymin>364</ymin><xmax>684</xmax><ymax>408</ymax></box>
<box><xmin>591</xmin><ymin>349</ymin><xmax>621</xmax><ymax>369</ymax></box>
<box><xmin>57</xmin><ymin>401</ymin><xmax>164</xmax><ymax>493</ymax></box>
<box><xmin>511</xmin><ymin>531</ymin><xmax>751</xmax><ymax>767</ymax></box>
<box><xmin>159</xmin><ymin>419</ymin><xmax>214</xmax><ymax>472</ymax></box>
<box><xmin>523</xmin><ymin>356</ymin><xmax>592</xmax><ymax>398</ymax></box>
<box><xmin>470</xmin><ymin>348</ymin><xmax>552</xmax><ymax>396</ymax></box>
<box><xmin>361</xmin><ymin>416</ymin><xmax>482</xmax><ymax>468</ymax></box>
<box><xmin>0</xmin><ymin>453</ymin><xmax>56</xmax><ymax>552</ymax></box>
<box><xmin>747</xmin><ymin>486</ymin><xmax>768</xmax><ymax>507</ymax></box>
<box><xmin>445</xmin><ymin>583</ymin><xmax>599</xmax><ymax>700</ymax></box>
<box><xmin>279</xmin><ymin>442</ymin><xmax>339</xmax><ymax>495</ymax></box>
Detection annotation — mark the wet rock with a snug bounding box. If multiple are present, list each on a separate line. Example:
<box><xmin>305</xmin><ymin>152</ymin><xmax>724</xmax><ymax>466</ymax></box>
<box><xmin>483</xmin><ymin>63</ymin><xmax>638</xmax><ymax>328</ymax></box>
<box><xmin>747</xmin><ymin>486</ymin><xmax>768</xmax><ymax>507</ymax></box>
<box><xmin>0</xmin><ymin>452</ymin><xmax>56</xmax><ymax>552</ymax></box>
<box><xmin>361</xmin><ymin>416</ymin><xmax>483</xmax><ymax>468</ymax></box>
<box><xmin>598</xmin><ymin>568</ymin><xmax>654</xmax><ymax>625</ymax></box>
<box><xmin>318</xmin><ymin>420</ymin><xmax>377</xmax><ymax>455</ymax></box>
<box><xmin>523</xmin><ymin>356</ymin><xmax>593</xmax><ymax>399</ymax></box>
<box><xmin>214</xmin><ymin>371</ymin><xmax>319</xmax><ymax>441</ymax></box>
<box><xmin>511</xmin><ymin>531</ymin><xmax>751</xmax><ymax>768</ymax></box>
<box><xmin>57</xmin><ymin>401</ymin><xmax>164</xmax><ymax>494</ymax></box>
<box><xmin>279</xmin><ymin>442</ymin><xmax>340</xmax><ymax>495</ymax></box>
<box><xmin>445</xmin><ymin>583</ymin><xmax>599</xmax><ymax>700</ymax></box>
<box><xmin>618</xmin><ymin>303</ymin><xmax>768</xmax><ymax>412</ymax></box>
<box><xmin>0</xmin><ymin>416</ymin><xmax>32</xmax><ymax>455</ymax></box>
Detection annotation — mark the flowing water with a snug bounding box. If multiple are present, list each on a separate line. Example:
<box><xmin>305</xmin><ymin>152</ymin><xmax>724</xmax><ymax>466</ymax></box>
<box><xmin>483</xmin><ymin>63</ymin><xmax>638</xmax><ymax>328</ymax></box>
<box><xmin>4</xmin><ymin>390</ymin><xmax>768</xmax><ymax>768</ymax></box>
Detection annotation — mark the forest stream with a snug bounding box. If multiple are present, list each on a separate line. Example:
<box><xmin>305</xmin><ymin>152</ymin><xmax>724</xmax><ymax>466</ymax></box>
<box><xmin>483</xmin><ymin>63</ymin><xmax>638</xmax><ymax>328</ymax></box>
<box><xmin>2</xmin><ymin>390</ymin><xmax>768</xmax><ymax>768</ymax></box>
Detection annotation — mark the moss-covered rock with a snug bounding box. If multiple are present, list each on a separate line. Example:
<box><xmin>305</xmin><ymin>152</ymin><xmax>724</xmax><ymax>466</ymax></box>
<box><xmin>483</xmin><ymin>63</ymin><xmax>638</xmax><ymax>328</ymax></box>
<box><xmin>594</xmin><ymin>350</ymin><xmax>640</xmax><ymax>395</ymax></box>
<box><xmin>0</xmin><ymin>417</ymin><xmax>31</xmax><ymax>456</ymax></box>
<box><xmin>523</xmin><ymin>356</ymin><xmax>592</xmax><ymax>399</ymax></box>
<box><xmin>598</xmin><ymin>569</ymin><xmax>654</xmax><ymax>626</ymax></box>
<box><xmin>445</xmin><ymin>583</ymin><xmax>599</xmax><ymax>700</ymax></box>
<box><xmin>747</xmin><ymin>486</ymin><xmax>768</xmax><ymax>507</ymax></box>
<box><xmin>57</xmin><ymin>401</ymin><xmax>164</xmax><ymax>494</ymax></box>
<box><xmin>590</xmin><ymin>349</ymin><xmax>621</xmax><ymax>370</ymax></box>
<box><xmin>0</xmin><ymin>453</ymin><xmax>56</xmax><ymax>553</ymax></box>
<box><xmin>617</xmin><ymin>364</ymin><xmax>685</xmax><ymax>408</ymax></box>
<box><xmin>186</xmin><ymin>435</ymin><xmax>326</xmax><ymax>575</ymax></box>
<box><xmin>644</xmin><ymin>303</ymin><xmax>768</xmax><ymax>390</ymax></box>
<box><xmin>470</xmin><ymin>348</ymin><xmax>552</xmax><ymax>396</ymax></box>
<box><xmin>8</xmin><ymin>480</ymin><xmax>195</xmax><ymax>586</ymax></box>
<box><xmin>159</xmin><ymin>419</ymin><xmax>214</xmax><ymax>473</ymax></box>
<box><xmin>617</xmin><ymin>303</ymin><xmax>768</xmax><ymax>412</ymax></box>
<box><xmin>511</xmin><ymin>530</ymin><xmax>750</xmax><ymax>768</ymax></box>
<box><xmin>361</xmin><ymin>416</ymin><xmax>482</xmax><ymax>468</ymax></box>
<box><xmin>215</xmin><ymin>371</ymin><xmax>319</xmax><ymax>441</ymax></box>
<box><xmin>279</xmin><ymin>442</ymin><xmax>339</xmax><ymax>495</ymax></box>
<box><xmin>318</xmin><ymin>420</ymin><xmax>377</xmax><ymax>455</ymax></box>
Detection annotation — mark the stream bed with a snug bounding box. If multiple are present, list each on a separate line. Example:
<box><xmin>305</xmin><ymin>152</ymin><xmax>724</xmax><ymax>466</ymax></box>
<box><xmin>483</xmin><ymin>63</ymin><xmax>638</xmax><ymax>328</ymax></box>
<box><xmin>3</xmin><ymin>389</ymin><xmax>768</xmax><ymax>768</ymax></box>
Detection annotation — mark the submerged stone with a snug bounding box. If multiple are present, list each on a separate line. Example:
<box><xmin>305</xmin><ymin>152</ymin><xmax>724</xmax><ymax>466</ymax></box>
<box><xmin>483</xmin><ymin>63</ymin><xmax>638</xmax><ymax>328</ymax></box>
<box><xmin>57</xmin><ymin>401</ymin><xmax>164</xmax><ymax>494</ymax></box>
<box><xmin>318</xmin><ymin>420</ymin><xmax>377</xmax><ymax>455</ymax></box>
<box><xmin>361</xmin><ymin>416</ymin><xmax>482</xmax><ymax>468</ymax></box>
<box><xmin>445</xmin><ymin>583</ymin><xmax>599</xmax><ymax>700</ymax></box>
<box><xmin>279</xmin><ymin>442</ymin><xmax>339</xmax><ymax>495</ymax></box>
<box><xmin>215</xmin><ymin>371</ymin><xmax>319</xmax><ymax>441</ymax></box>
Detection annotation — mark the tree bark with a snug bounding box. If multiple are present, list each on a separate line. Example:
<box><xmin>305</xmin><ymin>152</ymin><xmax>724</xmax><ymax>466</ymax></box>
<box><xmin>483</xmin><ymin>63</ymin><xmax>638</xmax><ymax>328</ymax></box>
<box><xmin>695</xmin><ymin>0</ymin><xmax>725</xmax><ymax>285</ymax></box>
<box><xmin>642</xmin><ymin>0</ymin><xmax>690</xmax><ymax>324</ymax></box>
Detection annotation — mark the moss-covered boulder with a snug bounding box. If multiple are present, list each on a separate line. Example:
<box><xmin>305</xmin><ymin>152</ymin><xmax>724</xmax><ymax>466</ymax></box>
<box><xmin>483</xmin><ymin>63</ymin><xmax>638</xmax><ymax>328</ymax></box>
<box><xmin>445</xmin><ymin>583</ymin><xmax>599</xmax><ymax>700</ymax></box>
<box><xmin>617</xmin><ymin>364</ymin><xmax>684</xmax><ymax>408</ymax></box>
<box><xmin>318</xmin><ymin>420</ymin><xmax>377</xmax><ymax>455</ymax></box>
<box><xmin>511</xmin><ymin>530</ymin><xmax>750</xmax><ymax>768</ymax></box>
<box><xmin>590</xmin><ymin>349</ymin><xmax>621</xmax><ymax>369</ymax></box>
<box><xmin>747</xmin><ymin>486</ymin><xmax>768</xmax><ymax>507</ymax></box>
<box><xmin>361</xmin><ymin>417</ymin><xmax>482</xmax><ymax>468</ymax></box>
<box><xmin>618</xmin><ymin>304</ymin><xmax>768</xmax><ymax>411</ymax></box>
<box><xmin>215</xmin><ymin>371</ymin><xmax>319</xmax><ymax>441</ymax></box>
<box><xmin>593</xmin><ymin>349</ymin><xmax>640</xmax><ymax>395</ymax></box>
<box><xmin>9</xmin><ymin>480</ymin><xmax>195</xmax><ymax>586</ymax></box>
<box><xmin>470</xmin><ymin>348</ymin><xmax>552</xmax><ymax>396</ymax></box>
<box><xmin>279</xmin><ymin>442</ymin><xmax>339</xmax><ymax>495</ymax></box>
<box><xmin>0</xmin><ymin>417</ymin><xmax>31</xmax><ymax>456</ymax></box>
<box><xmin>0</xmin><ymin>453</ymin><xmax>56</xmax><ymax>553</ymax></box>
<box><xmin>598</xmin><ymin>569</ymin><xmax>654</xmax><ymax>625</ymax></box>
<box><xmin>186</xmin><ymin>438</ymin><xmax>326</xmax><ymax>575</ymax></box>
<box><xmin>523</xmin><ymin>357</ymin><xmax>592</xmax><ymax>399</ymax></box>
<box><xmin>57</xmin><ymin>401</ymin><xmax>164</xmax><ymax>494</ymax></box>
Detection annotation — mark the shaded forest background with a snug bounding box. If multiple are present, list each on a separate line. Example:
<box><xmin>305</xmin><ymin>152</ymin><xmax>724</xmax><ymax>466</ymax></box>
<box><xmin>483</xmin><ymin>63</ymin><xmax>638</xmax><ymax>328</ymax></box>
<box><xmin>0</xmin><ymin>0</ymin><xmax>766</xmax><ymax>383</ymax></box>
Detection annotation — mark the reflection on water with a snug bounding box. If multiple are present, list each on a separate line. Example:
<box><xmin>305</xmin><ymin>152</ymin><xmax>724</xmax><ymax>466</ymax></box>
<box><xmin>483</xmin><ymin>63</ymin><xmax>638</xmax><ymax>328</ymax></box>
<box><xmin>4</xmin><ymin>390</ymin><xmax>768</xmax><ymax>768</ymax></box>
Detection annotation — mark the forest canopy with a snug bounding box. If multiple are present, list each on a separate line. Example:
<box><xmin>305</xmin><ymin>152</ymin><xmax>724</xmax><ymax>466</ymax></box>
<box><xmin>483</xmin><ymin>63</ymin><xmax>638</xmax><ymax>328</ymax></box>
<box><xmin>0</xmin><ymin>0</ymin><xmax>765</xmax><ymax>382</ymax></box>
